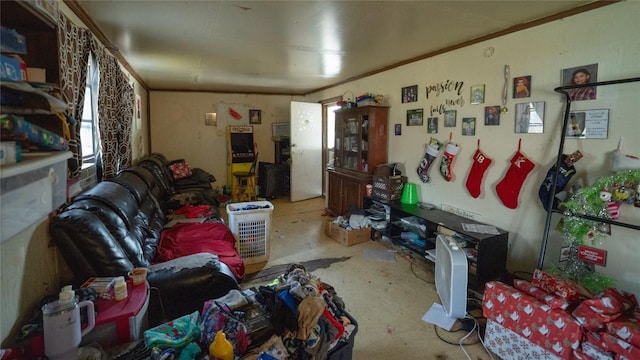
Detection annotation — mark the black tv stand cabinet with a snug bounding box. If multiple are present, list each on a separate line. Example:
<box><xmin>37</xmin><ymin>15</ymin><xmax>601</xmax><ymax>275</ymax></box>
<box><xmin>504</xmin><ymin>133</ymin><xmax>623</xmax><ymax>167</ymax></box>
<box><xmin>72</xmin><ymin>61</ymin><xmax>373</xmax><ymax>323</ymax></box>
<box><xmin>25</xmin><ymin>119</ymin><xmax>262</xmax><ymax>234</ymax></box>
<box><xmin>365</xmin><ymin>197</ymin><xmax>509</xmax><ymax>289</ymax></box>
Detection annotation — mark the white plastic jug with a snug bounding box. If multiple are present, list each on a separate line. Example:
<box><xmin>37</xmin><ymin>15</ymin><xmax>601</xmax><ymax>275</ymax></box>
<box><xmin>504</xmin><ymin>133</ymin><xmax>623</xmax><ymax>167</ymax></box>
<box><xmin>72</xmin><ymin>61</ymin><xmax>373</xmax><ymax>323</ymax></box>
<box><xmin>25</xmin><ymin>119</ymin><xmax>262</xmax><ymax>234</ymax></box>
<box><xmin>41</xmin><ymin>286</ymin><xmax>95</xmax><ymax>360</ymax></box>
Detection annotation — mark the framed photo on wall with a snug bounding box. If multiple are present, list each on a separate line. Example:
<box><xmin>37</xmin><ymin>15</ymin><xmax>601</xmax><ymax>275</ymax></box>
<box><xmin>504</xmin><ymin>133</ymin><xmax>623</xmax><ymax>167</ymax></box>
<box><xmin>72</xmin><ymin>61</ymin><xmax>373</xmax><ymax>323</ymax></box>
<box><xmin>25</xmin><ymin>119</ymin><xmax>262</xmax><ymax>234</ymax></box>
<box><xmin>562</xmin><ymin>64</ymin><xmax>598</xmax><ymax>101</ymax></box>
<box><xmin>515</xmin><ymin>102</ymin><xmax>545</xmax><ymax>133</ymax></box>
<box><xmin>406</xmin><ymin>108</ymin><xmax>424</xmax><ymax>126</ymax></box>
<box><xmin>427</xmin><ymin>117</ymin><xmax>438</xmax><ymax>133</ymax></box>
<box><xmin>470</xmin><ymin>84</ymin><xmax>485</xmax><ymax>104</ymax></box>
<box><xmin>566</xmin><ymin>109</ymin><xmax>609</xmax><ymax>138</ymax></box>
<box><xmin>462</xmin><ymin>117</ymin><xmax>476</xmax><ymax>136</ymax></box>
<box><xmin>513</xmin><ymin>76</ymin><xmax>531</xmax><ymax>98</ymax></box>
<box><xmin>249</xmin><ymin>109</ymin><xmax>261</xmax><ymax>124</ymax></box>
<box><xmin>395</xmin><ymin>124</ymin><xmax>402</xmax><ymax>135</ymax></box>
<box><xmin>484</xmin><ymin>106</ymin><xmax>500</xmax><ymax>125</ymax></box>
<box><xmin>444</xmin><ymin>110</ymin><xmax>456</xmax><ymax>127</ymax></box>
<box><xmin>402</xmin><ymin>85</ymin><xmax>418</xmax><ymax>103</ymax></box>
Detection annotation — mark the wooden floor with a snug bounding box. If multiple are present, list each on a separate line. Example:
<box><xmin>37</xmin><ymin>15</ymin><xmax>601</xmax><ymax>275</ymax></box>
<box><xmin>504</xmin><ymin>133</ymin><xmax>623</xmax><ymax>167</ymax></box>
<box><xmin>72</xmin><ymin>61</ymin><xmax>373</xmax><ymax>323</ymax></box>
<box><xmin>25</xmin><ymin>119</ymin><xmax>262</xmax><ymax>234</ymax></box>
<box><xmin>229</xmin><ymin>196</ymin><xmax>495</xmax><ymax>360</ymax></box>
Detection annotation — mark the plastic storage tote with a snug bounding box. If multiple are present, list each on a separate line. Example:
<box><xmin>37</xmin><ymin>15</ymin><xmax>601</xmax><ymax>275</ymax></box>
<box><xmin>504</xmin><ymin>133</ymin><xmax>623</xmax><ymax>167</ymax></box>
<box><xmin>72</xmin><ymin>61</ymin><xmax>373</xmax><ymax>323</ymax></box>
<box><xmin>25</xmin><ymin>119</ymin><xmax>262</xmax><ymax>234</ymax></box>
<box><xmin>226</xmin><ymin>201</ymin><xmax>274</xmax><ymax>264</ymax></box>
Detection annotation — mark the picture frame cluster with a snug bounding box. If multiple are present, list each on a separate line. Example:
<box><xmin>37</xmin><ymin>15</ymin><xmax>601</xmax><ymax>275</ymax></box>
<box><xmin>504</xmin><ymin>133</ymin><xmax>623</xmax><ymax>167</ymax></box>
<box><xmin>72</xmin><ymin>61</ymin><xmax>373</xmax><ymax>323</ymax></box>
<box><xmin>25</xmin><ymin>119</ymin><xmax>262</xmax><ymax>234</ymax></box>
<box><xmin>396</xmin><ymin>63</ymin><xmax>603</xmax><ymax>137</ymax></box>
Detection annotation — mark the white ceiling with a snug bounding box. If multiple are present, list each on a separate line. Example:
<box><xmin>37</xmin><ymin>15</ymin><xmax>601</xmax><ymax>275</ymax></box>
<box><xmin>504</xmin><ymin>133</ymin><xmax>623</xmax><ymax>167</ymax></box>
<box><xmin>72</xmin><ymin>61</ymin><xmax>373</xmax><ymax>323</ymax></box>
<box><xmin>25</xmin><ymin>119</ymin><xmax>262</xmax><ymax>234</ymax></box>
<box><xmin>74</xmin><ymin>1</ymin><xmax>601</xmax><ymax>95</ymax></box>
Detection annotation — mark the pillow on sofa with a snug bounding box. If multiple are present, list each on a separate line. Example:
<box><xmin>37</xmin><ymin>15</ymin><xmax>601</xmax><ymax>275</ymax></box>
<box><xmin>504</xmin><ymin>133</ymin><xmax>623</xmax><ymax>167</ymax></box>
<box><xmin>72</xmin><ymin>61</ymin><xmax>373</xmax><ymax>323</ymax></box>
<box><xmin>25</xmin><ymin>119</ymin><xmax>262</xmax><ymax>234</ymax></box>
<box><xmin>513</xmin><ymin>279</ymin><xmax>569</xmax><ymax>310</ymax></box>
<box><xmin>168</xmin><ymin>159</ymin><xmax>193</xmax><ymax>180</ymax></box>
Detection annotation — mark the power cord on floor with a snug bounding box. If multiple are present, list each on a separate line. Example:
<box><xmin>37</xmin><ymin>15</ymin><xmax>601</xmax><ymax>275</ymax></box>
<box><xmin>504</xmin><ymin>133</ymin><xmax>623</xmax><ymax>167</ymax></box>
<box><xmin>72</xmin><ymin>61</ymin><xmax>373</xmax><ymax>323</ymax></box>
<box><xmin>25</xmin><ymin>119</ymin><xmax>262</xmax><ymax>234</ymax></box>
<box><xmin>394</xmin><ymin>248</ymin><xmax>435</xmax><ymax>284</ymax></box>
<box><xmin>459</xmin><ymin>313</ymin><xmax>495</xmax><ymax>360</ymax></box>
<box><xmin>433</xmin><ymin>311</ymin><xmax>494</xmax><ymax>360</ymax></box>
<box><xmin>433</xmin><ymin>321</ymin><xmax>479</xmax><ymax>346</ymax></box>
<box><xmin>458</xmin><ymin>315</ymin><xmax>479</xmax><ymax>360</ymax></box>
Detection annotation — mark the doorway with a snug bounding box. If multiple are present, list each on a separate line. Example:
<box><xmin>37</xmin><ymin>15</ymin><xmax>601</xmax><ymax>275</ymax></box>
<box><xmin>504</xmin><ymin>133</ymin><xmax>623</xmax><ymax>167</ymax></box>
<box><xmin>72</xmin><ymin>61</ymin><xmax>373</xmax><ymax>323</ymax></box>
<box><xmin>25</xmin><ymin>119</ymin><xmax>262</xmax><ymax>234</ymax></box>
<box><xmin>322</xmin><ymin>101</ymin><xmax>341</xmax><ymax>198</ymax></box>
<box><xmin>287</xmin><ymin>97</ymin><xmax>341</xmax><ymax>204</ymax></box>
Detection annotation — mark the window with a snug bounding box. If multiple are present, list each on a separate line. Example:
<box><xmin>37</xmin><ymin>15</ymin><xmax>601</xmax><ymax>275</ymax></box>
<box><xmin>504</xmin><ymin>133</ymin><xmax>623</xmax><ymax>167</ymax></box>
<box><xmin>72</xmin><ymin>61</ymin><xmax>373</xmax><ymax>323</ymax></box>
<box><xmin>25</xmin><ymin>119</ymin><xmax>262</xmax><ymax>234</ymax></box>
<box><xmin>76</xmin><ymin>54</ymin><xmax>100</xmax><ymax>191</ymax></box>
<box><xmin>80</xmin><ymin>54</ymin><xmax>99</xmax><ymax>168</ymax></box>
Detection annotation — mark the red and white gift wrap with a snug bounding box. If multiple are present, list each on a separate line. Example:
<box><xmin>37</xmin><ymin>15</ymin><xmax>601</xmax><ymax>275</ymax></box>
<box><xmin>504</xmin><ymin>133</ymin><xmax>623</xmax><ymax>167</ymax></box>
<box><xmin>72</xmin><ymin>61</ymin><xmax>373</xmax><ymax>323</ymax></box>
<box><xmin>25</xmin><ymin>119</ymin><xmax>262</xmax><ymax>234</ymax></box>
<box><xmin>606</xmin><ymin>309</ymin><xmax>640</xmax><ymax>349</ymax></box>
<box><xmin>532</xmin><ymin>269</ymin><xmax>593</xmax><ymax>303</ymax></box>
<box><xmin>485</xmin><ymin>319</ymin><xmax>563</xmax><ymax>360</ymax></box>
<box><xmin>483</xmin><ymin>281</ymin><xmax>582</xmax><ymax>359</ymax></box>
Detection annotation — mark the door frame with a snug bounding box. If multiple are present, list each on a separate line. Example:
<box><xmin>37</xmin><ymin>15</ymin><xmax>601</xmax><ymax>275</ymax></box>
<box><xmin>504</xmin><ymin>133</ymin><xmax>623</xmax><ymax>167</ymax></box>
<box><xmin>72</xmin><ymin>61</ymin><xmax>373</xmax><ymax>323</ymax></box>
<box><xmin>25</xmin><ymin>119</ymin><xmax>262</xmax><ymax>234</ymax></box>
<box><xmin>321</xmin><ymin>96</ymin><xmax>342</xmax><ymax>198</ymax></box>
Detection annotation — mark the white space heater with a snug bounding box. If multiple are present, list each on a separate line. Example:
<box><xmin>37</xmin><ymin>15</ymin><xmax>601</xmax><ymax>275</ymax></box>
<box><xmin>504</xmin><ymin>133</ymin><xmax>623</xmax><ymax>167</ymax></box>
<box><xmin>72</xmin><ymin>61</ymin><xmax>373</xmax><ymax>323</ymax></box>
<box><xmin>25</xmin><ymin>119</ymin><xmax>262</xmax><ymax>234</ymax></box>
<box><xmin>435</xmin><ymin>234</ymin><xmax>468</xmax><ymax>320</ymax></box>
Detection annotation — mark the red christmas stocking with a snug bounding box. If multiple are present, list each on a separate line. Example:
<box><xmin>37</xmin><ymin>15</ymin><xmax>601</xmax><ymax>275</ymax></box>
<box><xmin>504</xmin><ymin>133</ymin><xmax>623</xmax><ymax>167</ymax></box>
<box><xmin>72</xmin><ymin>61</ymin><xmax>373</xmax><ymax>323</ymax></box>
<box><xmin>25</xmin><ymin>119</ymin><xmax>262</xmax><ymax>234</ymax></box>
<box><xmin>495</xmin><ymin>143</ymin><xmax>536</xmax><ymax>209</ymax></box>
<box><xmin>439</xmin><ymin>142</ymin><xmax>460</xmax><ymax>182</ymax></box>
<box><xmin>465</xmin><ymin>146</ymin><xmax>493</xmax><ymax>198</ymax></box>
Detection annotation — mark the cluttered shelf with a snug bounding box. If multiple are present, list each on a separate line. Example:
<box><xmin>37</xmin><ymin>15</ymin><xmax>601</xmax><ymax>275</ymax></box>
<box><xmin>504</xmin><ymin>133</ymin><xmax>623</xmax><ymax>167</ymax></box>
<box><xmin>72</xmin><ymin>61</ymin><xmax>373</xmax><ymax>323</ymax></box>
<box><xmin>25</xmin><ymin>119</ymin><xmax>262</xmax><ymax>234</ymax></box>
<box><xmin>364</xmin><ymin>197</ymin><xmax>509</xmax><ymax>288</ymax></box>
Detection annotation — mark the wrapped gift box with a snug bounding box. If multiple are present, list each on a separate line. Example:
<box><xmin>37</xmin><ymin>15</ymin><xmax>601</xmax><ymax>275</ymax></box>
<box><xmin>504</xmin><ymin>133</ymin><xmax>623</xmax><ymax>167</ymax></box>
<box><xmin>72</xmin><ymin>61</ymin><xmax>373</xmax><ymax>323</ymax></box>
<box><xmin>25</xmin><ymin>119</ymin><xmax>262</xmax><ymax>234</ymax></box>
<box><xmin>483</xmin><ymin>281</ymin><xmax>582</xmax><ymax>359</ymax></box>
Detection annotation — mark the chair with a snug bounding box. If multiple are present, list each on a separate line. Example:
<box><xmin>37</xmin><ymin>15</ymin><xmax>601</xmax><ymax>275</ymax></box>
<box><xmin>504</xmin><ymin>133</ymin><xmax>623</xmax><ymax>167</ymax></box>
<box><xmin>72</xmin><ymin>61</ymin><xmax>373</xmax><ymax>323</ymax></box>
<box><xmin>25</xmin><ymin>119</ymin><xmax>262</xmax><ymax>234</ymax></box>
<box><xmin>232</xmin><ymin>153</ymin><xmax>258</xmax><ymax>202</ymax></box>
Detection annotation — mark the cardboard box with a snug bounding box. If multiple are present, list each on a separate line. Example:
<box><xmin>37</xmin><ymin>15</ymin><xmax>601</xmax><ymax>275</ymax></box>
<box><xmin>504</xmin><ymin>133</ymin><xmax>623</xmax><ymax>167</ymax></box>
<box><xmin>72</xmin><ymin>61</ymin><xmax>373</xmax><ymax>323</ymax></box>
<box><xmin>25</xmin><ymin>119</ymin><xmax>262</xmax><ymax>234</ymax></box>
<box><xmin>374</xmin><ymin>163</ymin><xmax>400</xmax><ymax>176</ymax></box>
<box><xmin>27</xmin><ymin>67</ymin><xmax>46</xmax><ymax>83</ymax></box>
<box><xmin>325</xmin><ymin>220</ymin><xmax>371</xmax><ymax>246</ymax></box>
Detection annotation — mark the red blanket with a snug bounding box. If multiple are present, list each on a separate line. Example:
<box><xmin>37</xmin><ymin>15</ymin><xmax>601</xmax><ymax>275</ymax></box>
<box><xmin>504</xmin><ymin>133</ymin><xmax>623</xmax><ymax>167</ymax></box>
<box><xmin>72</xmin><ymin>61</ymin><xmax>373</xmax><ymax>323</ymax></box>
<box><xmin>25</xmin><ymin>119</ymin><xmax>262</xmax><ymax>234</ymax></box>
<box><xmin>156</xmin><ymin>222</ymin><xmax>245</xmax><ymax>279</ymax></box>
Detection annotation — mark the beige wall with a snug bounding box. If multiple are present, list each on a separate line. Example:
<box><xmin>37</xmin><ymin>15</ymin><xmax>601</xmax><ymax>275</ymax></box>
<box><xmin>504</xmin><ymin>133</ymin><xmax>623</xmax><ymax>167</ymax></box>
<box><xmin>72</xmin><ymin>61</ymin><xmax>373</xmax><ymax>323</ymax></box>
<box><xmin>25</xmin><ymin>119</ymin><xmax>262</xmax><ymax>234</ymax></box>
<box><xmin>0</xmin><ymin>2</ymin><xmax>150</xmax><ymax>344</ymax></box>
<box><xmin>307</xmin><ymin>1</ymin><xmax>640</xmax><ymax>296</ymax></box>
<box><xmin>149</xmin><ymin>2</ymin><xmax>640</xmax><ymax>297</ymax></box>
<box><xmin>149</xmin><ymin>92</ymin><xmax>296</xmax><ymax>187</ymax></box>
<box><xmin>2</xmin><ymin>0</ymin><xmax>639</xmax><ymax>346</ymax></box>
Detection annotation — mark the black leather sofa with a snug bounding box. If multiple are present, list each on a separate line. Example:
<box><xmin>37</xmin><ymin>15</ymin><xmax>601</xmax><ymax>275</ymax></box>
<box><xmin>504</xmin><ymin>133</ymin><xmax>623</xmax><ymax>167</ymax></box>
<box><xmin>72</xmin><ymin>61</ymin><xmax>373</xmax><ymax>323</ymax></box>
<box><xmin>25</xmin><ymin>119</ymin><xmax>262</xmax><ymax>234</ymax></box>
<box><xmin>50</xmin><ymin>153</ymin><xmax>240</xmax><ymax>325</ymax></box>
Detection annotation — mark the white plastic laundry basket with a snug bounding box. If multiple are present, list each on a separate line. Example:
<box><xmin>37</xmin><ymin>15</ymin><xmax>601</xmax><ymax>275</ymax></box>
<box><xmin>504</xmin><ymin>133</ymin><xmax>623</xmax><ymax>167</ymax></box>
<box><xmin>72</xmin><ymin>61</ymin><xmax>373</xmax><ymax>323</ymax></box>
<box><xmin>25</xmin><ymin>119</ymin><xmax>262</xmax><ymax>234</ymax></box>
<box><xmin>226</xmin><ymin>201</ymin><xmax>274</xmax><ymax>264</ymax></box>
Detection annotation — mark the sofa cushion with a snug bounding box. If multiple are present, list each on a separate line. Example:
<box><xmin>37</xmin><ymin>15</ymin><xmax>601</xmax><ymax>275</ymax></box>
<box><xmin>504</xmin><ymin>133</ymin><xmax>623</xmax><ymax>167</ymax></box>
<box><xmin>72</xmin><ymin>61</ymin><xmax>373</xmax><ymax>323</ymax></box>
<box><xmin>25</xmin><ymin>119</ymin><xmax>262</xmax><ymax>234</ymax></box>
<box><xmin>138</xmin><ymin>156</ymin><xmax>175</xmax><ymax>196</ymax></box>
<box><xmin>110</xmin><ymin>171</ymin><xmax>150</xmax><ymax>204</ymax></box>
<box><xmin>72</xmin><ymin>181</ymin><xmax>138</xmax><ymax>228</ymax></box>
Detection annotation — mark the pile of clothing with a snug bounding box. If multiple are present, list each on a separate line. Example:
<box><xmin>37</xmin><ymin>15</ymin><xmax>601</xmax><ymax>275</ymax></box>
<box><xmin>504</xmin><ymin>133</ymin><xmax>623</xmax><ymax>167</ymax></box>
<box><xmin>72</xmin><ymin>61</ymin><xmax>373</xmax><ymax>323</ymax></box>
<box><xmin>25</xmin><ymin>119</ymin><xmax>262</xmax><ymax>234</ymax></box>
<box><xmin>142</xmin><ymin>264</ymin><xmax>356</xmax><ymax>360</ymax></box>
<box><xmin>247</xmin><ymin>264</ymin><xmax>357</xmax><ymax>359</ymax></box>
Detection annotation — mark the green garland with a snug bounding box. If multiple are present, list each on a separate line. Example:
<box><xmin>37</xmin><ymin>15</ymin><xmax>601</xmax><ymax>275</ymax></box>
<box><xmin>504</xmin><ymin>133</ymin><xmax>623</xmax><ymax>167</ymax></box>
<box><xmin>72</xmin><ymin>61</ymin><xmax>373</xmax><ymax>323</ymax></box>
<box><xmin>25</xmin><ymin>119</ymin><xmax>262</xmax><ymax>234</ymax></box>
<box><xmin>556</xmin><ymin>169</ymin><xmax>640</xmax><ymax>293</ymax></box>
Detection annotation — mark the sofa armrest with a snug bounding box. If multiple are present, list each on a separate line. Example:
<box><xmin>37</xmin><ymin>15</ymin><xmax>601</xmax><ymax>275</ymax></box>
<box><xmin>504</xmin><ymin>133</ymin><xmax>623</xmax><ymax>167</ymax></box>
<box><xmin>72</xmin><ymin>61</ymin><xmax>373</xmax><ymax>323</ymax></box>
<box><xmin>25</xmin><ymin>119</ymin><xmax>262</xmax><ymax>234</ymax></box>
<box><xmin>146</xmin><ymin>253</ymin><xmax>239</xmax><ymax>326</ymax></box>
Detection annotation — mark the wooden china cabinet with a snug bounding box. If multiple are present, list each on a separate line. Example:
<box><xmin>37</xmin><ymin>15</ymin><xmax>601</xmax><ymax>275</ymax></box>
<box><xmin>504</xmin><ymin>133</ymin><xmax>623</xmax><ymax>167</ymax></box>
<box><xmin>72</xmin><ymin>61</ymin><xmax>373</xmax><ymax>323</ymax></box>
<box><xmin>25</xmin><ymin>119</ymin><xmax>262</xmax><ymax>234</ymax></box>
<box><xmin>327</xmin><ymin>105</ymin><xmax>389</xmax><ymax>216</ymax></box>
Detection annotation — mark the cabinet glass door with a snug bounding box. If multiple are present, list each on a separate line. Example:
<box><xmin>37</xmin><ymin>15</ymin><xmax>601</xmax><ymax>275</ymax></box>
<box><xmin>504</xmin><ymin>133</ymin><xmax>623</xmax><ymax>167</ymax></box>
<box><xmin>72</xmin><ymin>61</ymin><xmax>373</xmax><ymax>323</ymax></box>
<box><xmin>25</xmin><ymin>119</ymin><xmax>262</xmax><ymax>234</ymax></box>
<box><xmin>333</xmin><ymin>115</ymin><xmax>343</xmax><ymax>168</ymax></box>
<box><xmin>360</xmin><ymin>115</ymin><xmax>369</xmax><ymax>172</ymax></box>
<box><xmin>334</xmin><ymin>112</ymin><xmax>370</xmax><ymax>173</ymax></box>
<box><xmin>342</xmin><ymin>116</ymin><xmax>359</xmax><ymax>171</ymax></box>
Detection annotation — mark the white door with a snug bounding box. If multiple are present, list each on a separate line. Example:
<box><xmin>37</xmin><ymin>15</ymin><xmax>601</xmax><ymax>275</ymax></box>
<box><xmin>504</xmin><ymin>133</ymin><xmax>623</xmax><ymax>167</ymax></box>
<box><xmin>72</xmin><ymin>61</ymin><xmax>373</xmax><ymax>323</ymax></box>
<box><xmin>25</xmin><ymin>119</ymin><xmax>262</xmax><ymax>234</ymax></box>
<box><xmin>290</xmin><ymin>101</ymin><xmax>322</xmax><ymax>201</ymax></box>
